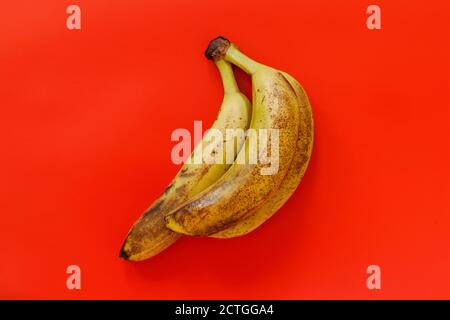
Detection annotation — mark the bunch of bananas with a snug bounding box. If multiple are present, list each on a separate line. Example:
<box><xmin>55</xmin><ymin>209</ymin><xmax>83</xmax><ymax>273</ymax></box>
<box><xmin>119</xmin><ymin>36</ymin><xmax>314</xmax><ymax>261</ymax></box>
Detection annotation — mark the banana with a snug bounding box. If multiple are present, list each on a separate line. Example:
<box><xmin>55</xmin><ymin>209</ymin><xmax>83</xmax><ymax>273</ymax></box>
<box><xmin>211</xmin><ymin>72</ymin><xmax>313</xmax><ymax>238</ymax></box>
<box><xmin>119</xmin><ymin>59</ymin><xmax>251</xmax><ymax>261</ymax></box>
<box><xmin>165</xmin><ymin>37</ymin><xmax>302</xmax><ymax>236</ymax></box>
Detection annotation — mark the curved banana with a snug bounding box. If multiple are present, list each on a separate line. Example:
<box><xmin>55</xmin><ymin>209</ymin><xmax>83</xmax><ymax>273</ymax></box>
<box><xmin>211</xmin><ymin>72</ymin><xmax>314</xmax><ymax>238</ymax></box>
<box><xmin>165</xmin><ymin>37</ymin><xmax>301</xmax><ymax>236</ymax></box>
<box><xmin>119</xmin><ymin>59</ymin><xmax>251</xmax><ymax>261</ymax></box>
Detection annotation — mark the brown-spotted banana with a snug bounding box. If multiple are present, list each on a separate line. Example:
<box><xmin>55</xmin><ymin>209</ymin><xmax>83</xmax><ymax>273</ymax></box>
<box><xmin>119</xmin><ymin>59</ymin><xmax>251</xmax><ymax>261</ymax></box>
<box><xmin>212</xmin><ymin>71</ymin><xmax>314</xmax><ymax>238</ymax></box>
<box><xmin>165</xmin><ymin>37</ymin><xmax>303</xmax><ymax>236</ymax></box>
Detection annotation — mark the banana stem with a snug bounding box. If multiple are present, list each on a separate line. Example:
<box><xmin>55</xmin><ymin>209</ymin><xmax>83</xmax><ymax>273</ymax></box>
<box><xmin>224</xmin><ymin>44</ymin><xmax>263</xmax><ymax>75</ymax></box>
<box><xmin>205</xmin><ymin>36</ymin><xmax>263</xmax><ymax>75</ymax></box>
<box><xmin>215</xmin><ymin>59</ymin><xmax>239</xmax><ymax>94</ymax></box>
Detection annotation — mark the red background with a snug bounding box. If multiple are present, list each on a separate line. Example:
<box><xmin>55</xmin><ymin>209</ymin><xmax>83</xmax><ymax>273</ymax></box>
<box><xmin>1</xmin><ymin>0</ymin><xmax>450</xmax><ymax>299</ymax></box>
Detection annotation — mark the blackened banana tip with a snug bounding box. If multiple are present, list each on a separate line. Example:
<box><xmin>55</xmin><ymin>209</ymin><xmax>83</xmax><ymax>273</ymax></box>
<box><xmin>118</xmin><ymin>244</ymin><xmax>130</xmax><ymax>260</ymax></box>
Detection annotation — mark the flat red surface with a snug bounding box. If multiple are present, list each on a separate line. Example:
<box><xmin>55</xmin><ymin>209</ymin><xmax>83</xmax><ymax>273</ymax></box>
<box><xmin>1</xmin><ymin>0</ymin><xmax>450</xmax><ymax>299</ymax></box>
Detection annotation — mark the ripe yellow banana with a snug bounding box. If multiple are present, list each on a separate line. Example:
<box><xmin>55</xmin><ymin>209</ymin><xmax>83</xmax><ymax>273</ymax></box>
<box><xmin>119</xmin><ymin>59</ymin><xmax>251</xmax><ymax>261</ymax></box>
<box><xmin>165</xmin><ymin>37</ymin><xmax>302</xmax><ymax>236</ymax></box>
<box><xmin>211</xmin><ymin>71</ymin><xmax>314</xmax><ymax>238</ymax></box>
